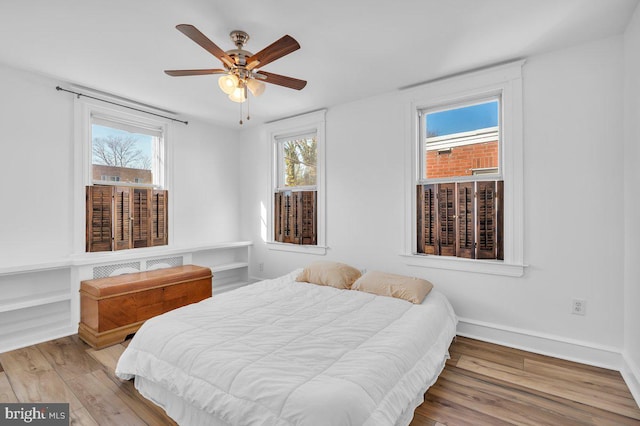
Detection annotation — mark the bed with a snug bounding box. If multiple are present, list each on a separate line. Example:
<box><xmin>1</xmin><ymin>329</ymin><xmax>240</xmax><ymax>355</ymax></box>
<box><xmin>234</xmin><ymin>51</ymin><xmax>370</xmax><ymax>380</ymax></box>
<box><xmin>115</xmin><ymin>267</ymin><xmax>457</xmax><ymax>426</ymax></box>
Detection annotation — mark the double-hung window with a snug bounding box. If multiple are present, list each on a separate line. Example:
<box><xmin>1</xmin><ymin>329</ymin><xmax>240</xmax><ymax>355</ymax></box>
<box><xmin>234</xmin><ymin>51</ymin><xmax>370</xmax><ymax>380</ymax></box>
<box><xmin>76</xmin><ymin>96</ymin><xmax>170</xmax><ymax>253</ymax></box>
<box><xmin>417</xmin><ymin>98</ymin><xmax>503</xmax><ymax>260</ymax></box>
<box><xmin>405</xmin><ymin>61</ymin><xmax>524</xmax><ymax>276</ymax></box>
<box><xmin>274</xmin><ymin>133</ymin><xmax>318</xmax><ymax>245</ymax></box>
<box><xmin>268</xmin><ymin>110</ymin><xmax>326</xmax><ymax>254</ymax></box>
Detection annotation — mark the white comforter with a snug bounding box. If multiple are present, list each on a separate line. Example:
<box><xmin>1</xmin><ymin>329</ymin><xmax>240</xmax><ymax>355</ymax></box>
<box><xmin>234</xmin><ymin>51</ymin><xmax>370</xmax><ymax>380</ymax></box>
<box><xmin>116</xmin><ymin>270</ymin><xmax>457</xmax><ymax>426</ymax></box>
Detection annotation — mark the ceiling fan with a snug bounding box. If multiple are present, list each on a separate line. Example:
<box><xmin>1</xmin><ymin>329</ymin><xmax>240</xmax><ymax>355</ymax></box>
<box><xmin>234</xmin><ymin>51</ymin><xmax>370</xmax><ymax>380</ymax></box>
<box><xmin>165</xmin><ymin>25</ymin><xmax>306</xmax><ymax>117</ymax></box>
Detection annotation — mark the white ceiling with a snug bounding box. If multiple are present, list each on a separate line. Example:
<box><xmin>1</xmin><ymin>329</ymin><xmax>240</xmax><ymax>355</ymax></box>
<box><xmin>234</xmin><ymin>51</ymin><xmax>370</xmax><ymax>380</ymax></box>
<box><xmin>1</xmin><ymin>0</ymin><xmax>638</xmax><ymax>129</ymax></box>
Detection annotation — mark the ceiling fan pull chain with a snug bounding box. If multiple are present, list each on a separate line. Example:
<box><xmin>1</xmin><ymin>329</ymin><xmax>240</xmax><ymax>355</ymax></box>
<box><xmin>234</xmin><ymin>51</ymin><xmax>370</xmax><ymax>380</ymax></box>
<box><xmin>246</xmin><ymin>92</ymin><xmax>251</xmax><ymax>121</ymax></box>
<box><xmin>239</xmin><ymin>101</ymin><xmax>243</xmax><ymax>125</ymax></box>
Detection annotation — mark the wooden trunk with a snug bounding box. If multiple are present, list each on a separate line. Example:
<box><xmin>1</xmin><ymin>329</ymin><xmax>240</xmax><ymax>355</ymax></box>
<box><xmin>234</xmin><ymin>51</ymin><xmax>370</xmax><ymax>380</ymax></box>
<box><xmin>79</xmin><ymin>265</ymin><xmax>212</xmax><ymax>349</ymax></box>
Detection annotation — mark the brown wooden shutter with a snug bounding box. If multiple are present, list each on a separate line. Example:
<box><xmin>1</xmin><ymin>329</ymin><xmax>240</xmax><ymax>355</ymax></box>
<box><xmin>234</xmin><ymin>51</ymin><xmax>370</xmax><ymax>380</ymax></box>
<box><xmin>282</xmin><ymin>191</ymin><xmax>295</xmax><ymax>244</ymax></box>
<box><xmin>457</xmin><ymin>182</ymin><xmax>475</xmax><ymax>259</ymax></box>
<box><xmin>274</xmin><ymin>192</ymin><xmax>284</xmax><ymax>242</ymax></box>
<box><xmin>437</xmin><ymin>183</ymin><xmax>456</xmax><ymax>256</ymax></box>
<box><xmin>275</xmin><ymin>191</ymin><xmax>296</xmax><ymax>244</ymax></box>
<box><xmin>274</xmin><ymin>190</ymin><xmax>317</xmax><ymax>245</ymax></box>
<box><xmin>496</xmin><ymin>180</ymin><xmax>504</xmax><ymax>260</ymax></box>
<box><xmin>476</xmin><ymin>181</ymin><xmax>502</xmax><ymax>259</ymax></box>
<box><xmin>417</xmin><ymin>184</ymin><xmax>437</xmax><ymax>254</ymax></box>
<box><xmin>151</xmin><ymin>189</ymin><xmax>168</xmax><ymax>246</ymax></box>
<box><xmin>290</xmin><ymin>192</ymin><xmax>301</xmax><ymax>244</ymax></box>
<box><xmin>86</xmin><ymin>185</ymin><xmax>113</xmax><ymax>252</ymax></box>
<box><xmin>133</xmin><ymin>188</ymin><xmax>150</xmax><ymax>248</ymax></box>
<box><xmin>298</xmin><ymin>191</ymin><xmax>317</xmax><ymax>245</ymax></box>
<box><xmin>114</xmin><ymin>186</ymin><xmax>132</xmax><ymax>251</ymax></box>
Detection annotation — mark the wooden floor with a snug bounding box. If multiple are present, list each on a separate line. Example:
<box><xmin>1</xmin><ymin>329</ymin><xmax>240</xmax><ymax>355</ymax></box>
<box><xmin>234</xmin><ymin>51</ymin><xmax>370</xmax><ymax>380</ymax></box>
<box><xmin>0</xmin><ymin>335</ymin><xmax>638</xmax><ymax>425</ymax></box>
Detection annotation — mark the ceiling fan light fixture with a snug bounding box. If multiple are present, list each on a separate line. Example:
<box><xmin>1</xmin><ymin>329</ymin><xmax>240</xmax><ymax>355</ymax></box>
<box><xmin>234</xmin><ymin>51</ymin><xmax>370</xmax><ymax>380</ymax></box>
<box><xmin>229</xmin><ymin>86</ymin><xmax>247</xmax><ymax>103</ymax></box>
<box><xmin>218</xmin><ymin>74</ymin><xmax>239</xmax><ymax>95</ymax></box>
<box><xmin>247</xmin><ymin>78</ymin><xmax>266</xmax><ymax>97</ymax></box>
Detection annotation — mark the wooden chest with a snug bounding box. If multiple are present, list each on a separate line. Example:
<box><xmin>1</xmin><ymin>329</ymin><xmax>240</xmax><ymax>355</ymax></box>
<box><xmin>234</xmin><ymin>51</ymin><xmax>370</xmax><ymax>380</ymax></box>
<box><xmin>79</xmin><ymin>264</ymin><xmax>212</xmax><ymax>348</ymax></box>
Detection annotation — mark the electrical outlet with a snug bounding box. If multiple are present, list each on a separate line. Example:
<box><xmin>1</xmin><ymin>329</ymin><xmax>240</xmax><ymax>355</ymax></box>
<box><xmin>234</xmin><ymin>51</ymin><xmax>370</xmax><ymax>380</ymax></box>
<box><xmin>258</xmin><ymin>262</ymin><xmax>264</xmax><ymax>272</ymax></box>
<box><xmin>571</xmin><ymin>298</ymin><xmax>586</xmax><ymax>315</ymax></box>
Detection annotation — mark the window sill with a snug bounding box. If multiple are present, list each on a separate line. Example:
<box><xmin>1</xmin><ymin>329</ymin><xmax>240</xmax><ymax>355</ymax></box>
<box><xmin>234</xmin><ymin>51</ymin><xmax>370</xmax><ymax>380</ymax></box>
<box><xmin>266</xmin><ymin>242</ymin><xmax>327</xmax><ymax>255</ymax></box>
<box><xmin>401</xmin><ymin>254</ymin><xmax>525</xmax><ymax>277</ymax></box>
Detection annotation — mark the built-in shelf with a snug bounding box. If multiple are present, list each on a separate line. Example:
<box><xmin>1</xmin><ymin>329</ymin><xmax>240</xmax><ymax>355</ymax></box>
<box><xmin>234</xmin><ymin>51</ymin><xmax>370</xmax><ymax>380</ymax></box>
<box><xmin>0</xmin><ymin>241</ymin><xmax>253</xmax><ymax>354</ymax></box>
<box><xmin>0</xmin><ymin>291</ymin><xmax>71</xmax><ymax>314</ymax></box>
<box><xmin>0</xmin><ymin>259</ymin><xmax>70</xmax><ymax>277</ymax></box>
<box><xmin>0</xmin><ymin>240</ymin><xmax>253</xmax><ymax>353</ymax></box>
<box><xmin>0</xmin><ymin>241</ymin><xmax>253</xmax><ymax>276</ymax></box>
<box><xmin>211</xmin><ymin>262</ymin><xmax>249</xmax><ymax>273</ymax></box>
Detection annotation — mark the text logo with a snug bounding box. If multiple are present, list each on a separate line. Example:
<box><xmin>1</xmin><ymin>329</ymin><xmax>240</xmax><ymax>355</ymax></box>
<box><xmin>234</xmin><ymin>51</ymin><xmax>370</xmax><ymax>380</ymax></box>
<box><xmin>0</xmin><ymin>404</ymin><xmax>69</xmax><ymax>425</ymax></box>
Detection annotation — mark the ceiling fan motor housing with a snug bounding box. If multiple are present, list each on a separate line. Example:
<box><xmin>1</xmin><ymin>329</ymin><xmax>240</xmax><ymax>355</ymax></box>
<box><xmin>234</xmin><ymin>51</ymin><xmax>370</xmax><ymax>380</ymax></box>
<box><xmin>230</xmin><ymin>30</ymin><xmax>250</xmax><ymax>49</ymax></box>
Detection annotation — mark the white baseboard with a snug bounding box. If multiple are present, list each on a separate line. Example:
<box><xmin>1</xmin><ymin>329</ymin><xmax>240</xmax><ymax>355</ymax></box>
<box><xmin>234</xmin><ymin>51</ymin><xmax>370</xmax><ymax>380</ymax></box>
<box><xmin>457</xmin><ymin>317</ymin><xmax>624</xmax><ymax>371</ymax></box>
<box><xmin>621</xmin><ymin>353</ymin><xmax>640</xmax><ymax>407</ymax></box>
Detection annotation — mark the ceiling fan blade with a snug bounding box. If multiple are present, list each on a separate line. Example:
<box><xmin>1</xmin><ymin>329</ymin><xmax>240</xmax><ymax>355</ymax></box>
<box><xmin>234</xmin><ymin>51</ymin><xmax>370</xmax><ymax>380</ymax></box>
<box><xmin>258</xmin><ymin>71</ymin><xmax>307</xmax><ymax>90</ymax></box>
<box><xmin>176</xmin><ymin>24</ymin><xmax>235</xmax><ymax>68</ymax></box>
<box><xmin>165</xmin><ymin>69</ymin><xmax>227</xmax><ymax>76</ymax></box>
<box><xmin>246</xmin><ymin>35</ymin><xmax>300</xmax><ymax>70</ymax></box>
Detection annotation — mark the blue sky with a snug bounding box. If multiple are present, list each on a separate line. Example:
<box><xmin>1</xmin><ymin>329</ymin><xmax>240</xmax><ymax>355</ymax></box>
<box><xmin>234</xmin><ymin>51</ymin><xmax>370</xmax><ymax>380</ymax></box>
<box><xmin>426</xmin><ymin>100</ymin><xmax>498</xmax><ymax>137</ymax></box>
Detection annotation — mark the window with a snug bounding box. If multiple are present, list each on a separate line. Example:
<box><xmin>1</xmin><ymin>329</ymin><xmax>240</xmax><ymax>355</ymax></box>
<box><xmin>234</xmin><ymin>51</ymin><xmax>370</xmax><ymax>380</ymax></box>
<box><xmin>404</xmin><ymin>61</ymin><xmax>524</xmax><ymax>276</ymax></box>
<box><xmin>267</xmin><ymin>110</ymin><xmax>326</xmax><ymax>254</ymax></box>
<box><xmin>274</xmin><ymin>133</ymin><xmax>318</xmax><ymax>245</ymax></box>
<box><xmin>74</xmin><ymin>94</ymin><xmax>172</xmax><ymax>254</ymax></box>
<box><xmin>417</xmin><ymin>98</ymin><xmax>503</xmax><ymax>260</ymax></box>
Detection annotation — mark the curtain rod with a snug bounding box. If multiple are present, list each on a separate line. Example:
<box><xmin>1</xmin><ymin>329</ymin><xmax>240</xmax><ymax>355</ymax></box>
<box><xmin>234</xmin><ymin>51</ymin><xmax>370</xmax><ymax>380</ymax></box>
<box><xmin>55</xmin><ymin>86</ymin><xmax>188</xmax><ymax>125</ymax></box>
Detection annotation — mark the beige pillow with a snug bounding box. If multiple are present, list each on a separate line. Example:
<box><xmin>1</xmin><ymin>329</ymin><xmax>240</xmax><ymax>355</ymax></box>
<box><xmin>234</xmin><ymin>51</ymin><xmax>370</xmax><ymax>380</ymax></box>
<box><xmin>351</xmin><ymin>271</ymin><xmax>433</xmax><ymax>304</ymax></box>
<box><xmin>296</xmin><ymin>261</ymin><xmax>362</xmax><ymax>289</ymax></box>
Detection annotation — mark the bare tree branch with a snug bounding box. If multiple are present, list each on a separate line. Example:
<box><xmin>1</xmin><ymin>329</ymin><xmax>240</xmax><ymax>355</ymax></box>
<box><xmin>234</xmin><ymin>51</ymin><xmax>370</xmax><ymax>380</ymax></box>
<box><xmin>92</xmin><ymin>135</ymin><xmax>151</xmax><ymax>169</ymax></box>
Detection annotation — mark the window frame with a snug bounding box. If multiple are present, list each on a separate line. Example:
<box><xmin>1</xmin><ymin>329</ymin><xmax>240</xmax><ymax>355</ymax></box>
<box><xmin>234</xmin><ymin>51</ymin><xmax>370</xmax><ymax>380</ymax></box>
<box><xmin>266</xmin><ymin>110</ymin><xmax>326</xmax><ymax>255</ymax></box>
<box><xmin>73</xmin><ymin>93</ymin><xmax>173</xmax><ymax>255</ymax></box>
<box><xmin>403</xmin><ymin>61</ymin><xmax>525</xmax><ymax>276</ymax></box>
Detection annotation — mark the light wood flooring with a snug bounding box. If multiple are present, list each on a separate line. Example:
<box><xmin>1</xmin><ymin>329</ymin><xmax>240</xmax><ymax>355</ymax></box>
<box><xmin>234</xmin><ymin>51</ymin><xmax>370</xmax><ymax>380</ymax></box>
<box><xmin>0</xmin><ymin>335</ymin><xmax>638</xmax><ymax>425</ymax></box>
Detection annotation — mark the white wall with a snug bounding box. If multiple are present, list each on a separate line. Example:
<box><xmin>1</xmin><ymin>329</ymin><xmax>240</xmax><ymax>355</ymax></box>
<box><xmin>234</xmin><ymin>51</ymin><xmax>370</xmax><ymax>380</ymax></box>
<box><xmin>171</xmin><ymin>118</ymin><xmax>242</xmax><ymax>246</ymax></box>
<box><xmin>0</xmin><ymin>62</ymin><xmax>242</xmax><ymax>265</ymax></box>
<box><xmin>0</xmin><ymin>63</ymin><xmax>75</xmax><ymax>264</ymax></box>
<box><xmin>240</xmin><ymin>36</ymin><xmax>627</xmax><ymax>366</ymax></box>
<box><xmin>623</xmin><ymin>2</ymin><xmax>640</xmax><ymax>400</ymax></box>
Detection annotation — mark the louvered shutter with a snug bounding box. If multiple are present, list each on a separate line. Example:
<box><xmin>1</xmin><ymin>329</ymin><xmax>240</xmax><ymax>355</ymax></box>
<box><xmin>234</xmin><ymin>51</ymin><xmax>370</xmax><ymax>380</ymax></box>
<box><xmin>114</xmin><ymin>186</ymin><xmax>132</xmax><ymax>251</ymax></box>
<box><xmin>86</xmin><ymin>186</ymin><xmax>113</xmax><ymax>252</ymax></box>
<box><xmin>274</xmin><ymin>190</ymin><xmax>317</xmax><ymax>245</ymax></box>
<box><xmin>496</xmin><ymin>180</ymin><xmax>504</xmax><ymax>260</ymax></box>
<box><xmin>437</xmin><ymin>183</ymin><xmax>456</xmax><ymax>256</ymax></box>
<box><xmin>278</xmin><ymin>191</ymin><xmax>295</xmax><ymax>244</ymax></box>
<box><xmin>417</xmin><ymin>185</ymin><xmax>437</xmax><ymax>254</ymax></box>
<box><xmin>133</xmin><ymin>188</ymin><xmax>150</xmax><ymax>248</ymax></box>
<box><xmin>285</xmin><ymin>192</ymin><xmax>295</xmax><ymax>244</ymax></box>
<box><xmin>476</xmin><ymin>181</ymin><xmax>502</xmax><ymax>259</ymax></box>
<box><xmin>289</xmin><ymin>192</ymin><xmax>301</xmax><ymax>244</ymax></box>
<box><xmin>457</xmin><ymin>182</ymin><xmax>475</xmax><ymax>259</ymax></box>
<box><xmin>274</xmin><ymin>192</ymin><xmax>284</xmax><ymax>242</ymax></box>
<box><xmin>151</xmin><ymin>189</ymin><xmax>168</xmax><ymax>246</ymax></box>
<box><xmin>298</xmin><ymin>191</ymin><xmax>317</xmax><ymax>245</ymax></box>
